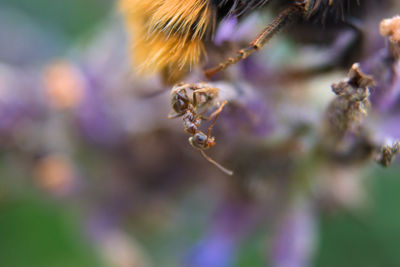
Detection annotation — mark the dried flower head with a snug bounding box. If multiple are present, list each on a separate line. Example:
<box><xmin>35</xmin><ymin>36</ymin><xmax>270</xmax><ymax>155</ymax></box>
<box><xmin>376</xmin><ymin>140</ymin><xmax>400</xmax><ymax>167</ymax></box>
<box><xmin>325</xmin><ymin>63</ymin><xmax>375</xmax><ymax>141</ymax></box>
<box><xmin>380</xmin><ymin>16</ymin><xmax>400</xmax><ymax>44</ymax></box>
<box><xmin>380</xmin><ymin>15</ymin><xmax>400</xmax><ymax>59</ymax></box>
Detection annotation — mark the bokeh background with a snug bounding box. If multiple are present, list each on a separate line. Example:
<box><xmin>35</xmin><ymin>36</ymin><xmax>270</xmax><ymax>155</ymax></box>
<box><xmin>1</xmin><ymin>0</ymin><xmax>400</xmax><ymax>267</ymax></box>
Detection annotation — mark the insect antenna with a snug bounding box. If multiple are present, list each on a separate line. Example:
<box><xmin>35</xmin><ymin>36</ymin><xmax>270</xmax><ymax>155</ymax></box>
<box><xmin>200</xmin><ymin>149</ymin><xmax>234</xmax><ymax>175</ymax></box>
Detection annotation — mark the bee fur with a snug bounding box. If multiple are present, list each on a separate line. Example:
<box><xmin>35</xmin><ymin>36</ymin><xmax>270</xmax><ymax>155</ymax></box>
<box><xmin>120</xmin><ymin>0</ymin><xmax>351</xmax><ymax>83</ymax></box>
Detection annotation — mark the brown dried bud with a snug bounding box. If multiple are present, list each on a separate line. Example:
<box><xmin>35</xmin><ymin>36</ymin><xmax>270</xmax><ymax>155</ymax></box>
<box><xmin>380</xmin><ymin>16</ymin><xmax>400</xmax><ymax>60</ymax></box>
<box><xmin>376</xmin><ymin>141</ymin><xmax>400</xmax><ymax>167</ymax></box>
<box><xmin>325</xmin><ymin>63</ymin><xmax>375</xmax><ymax>141</ymax></box>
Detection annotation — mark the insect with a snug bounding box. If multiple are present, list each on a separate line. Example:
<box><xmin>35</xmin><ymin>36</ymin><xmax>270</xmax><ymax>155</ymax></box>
<box><xmin>169</xmin><ymin>83</ymin><xmax>233</xmax><ymax>175</ymax></box>
<box><xmin>119</xmin><ymin>0</ymin><xmax>347</xmax><ymax>83</ymax></box>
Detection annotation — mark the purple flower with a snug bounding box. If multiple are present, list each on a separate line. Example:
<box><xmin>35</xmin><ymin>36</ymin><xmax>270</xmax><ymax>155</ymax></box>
<box><xmin>75</xmin><ymin>67</ymin><xmax>124</xmax><ymax>145</ymax></box>
<box><xmin>270</xmin><ymin>201</ymin><xmax>316</xmax><ymax>267</ymax></box>
<box><xmin>214</xmin><ymin>17</ymin><xmax>238</xmax><ymax>45</ymax></box>
<box><xmin>185</xmin><ymin>202</ymin><xmax>253</xmax><ymax>267</ymax></box>
<box><xmin>0</xmin><ymin>64</ymin><xmax>43</xmax><ymax>135</ymax></box>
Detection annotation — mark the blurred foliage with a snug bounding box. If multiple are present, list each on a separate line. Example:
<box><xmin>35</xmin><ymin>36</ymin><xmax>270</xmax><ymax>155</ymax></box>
<box><xmin>2</xmin><ymin>167</ymin><xmax>400</xmax><ymax>266</ymax></box>
<box><xmin>316</xmin><ymin>166</ymin><xmax>400</xmax><ymax>267</ymax></box>
<box><xmin>0</xmin><ymin>1</ymin><xmax>110</xmax><ymax>266</ymax></box>
<box><xmin>0</xmin><ymin>197</ymin><xmax>103</xmax><ymax>267</ymax></box>
<box><xmin>1</xmin><ymin>0</ymin><xmax>112</xmax><ymax>40</ymax></box>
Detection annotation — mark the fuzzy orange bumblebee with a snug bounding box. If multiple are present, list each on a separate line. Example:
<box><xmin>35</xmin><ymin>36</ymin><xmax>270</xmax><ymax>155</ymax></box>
<box><xmin>119</xmin><ymin>0</ymin><xmax>348</xmax><ymax>83</ymax></box>
<box><xmin>119</xmin><ymin>0</ymin><xmax>215</xmax><ymax>84</ymax></box>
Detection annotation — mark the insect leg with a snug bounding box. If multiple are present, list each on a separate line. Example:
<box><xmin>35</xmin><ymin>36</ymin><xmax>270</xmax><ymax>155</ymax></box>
<box><xmin>206</xmin><ymin>100</ymin><xmax>227</xmax><ymax>138</ymax></box>
<box><xmin>192</xmin><ymin>87</ymin><xmax>219</xmax><ymax>108</ymax></box>
<box><xmin>168</xmin><ymin>112</ymin><xmax>183</xmax><ymax>119</ymax></box>
<box><xmin>204</xmin><ymin>4</ymin><xmax>304</xmax><ymax>78</ymax></box>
